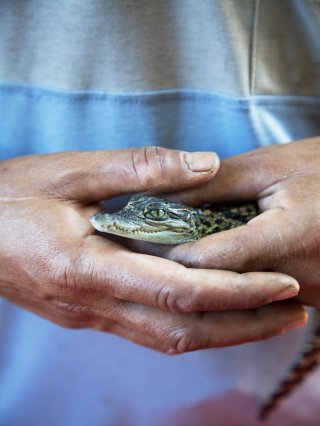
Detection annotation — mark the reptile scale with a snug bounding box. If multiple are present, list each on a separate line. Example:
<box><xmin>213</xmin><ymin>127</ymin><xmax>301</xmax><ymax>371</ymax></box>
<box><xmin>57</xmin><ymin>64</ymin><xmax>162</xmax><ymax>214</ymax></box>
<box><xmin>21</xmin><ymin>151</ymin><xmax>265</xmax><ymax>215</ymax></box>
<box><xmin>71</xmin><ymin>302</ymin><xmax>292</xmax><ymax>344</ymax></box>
<box><xmin>90</xmin><ymin>195</ymin><xmax>320</xmax><ymax>420</ymax></box>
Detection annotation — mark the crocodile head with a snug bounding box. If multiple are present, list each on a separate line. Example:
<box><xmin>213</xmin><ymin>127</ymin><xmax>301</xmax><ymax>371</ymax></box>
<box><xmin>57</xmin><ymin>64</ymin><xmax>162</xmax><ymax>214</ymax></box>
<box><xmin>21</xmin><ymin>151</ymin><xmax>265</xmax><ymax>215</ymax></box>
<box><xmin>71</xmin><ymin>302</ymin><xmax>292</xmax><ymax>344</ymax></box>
<box><xmin>90</xmin><ymin>195</ymin><xmax>200</xmax><ymax>244</ymax></box>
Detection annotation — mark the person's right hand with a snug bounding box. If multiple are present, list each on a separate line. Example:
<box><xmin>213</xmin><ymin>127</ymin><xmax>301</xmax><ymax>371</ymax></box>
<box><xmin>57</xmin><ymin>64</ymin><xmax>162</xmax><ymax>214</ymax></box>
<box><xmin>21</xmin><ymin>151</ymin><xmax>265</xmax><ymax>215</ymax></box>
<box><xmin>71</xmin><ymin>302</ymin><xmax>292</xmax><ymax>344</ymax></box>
<box><xmin>0</xmin><ymin>147</ymin><xmax>306</xmax><ymax>353</ymax></box>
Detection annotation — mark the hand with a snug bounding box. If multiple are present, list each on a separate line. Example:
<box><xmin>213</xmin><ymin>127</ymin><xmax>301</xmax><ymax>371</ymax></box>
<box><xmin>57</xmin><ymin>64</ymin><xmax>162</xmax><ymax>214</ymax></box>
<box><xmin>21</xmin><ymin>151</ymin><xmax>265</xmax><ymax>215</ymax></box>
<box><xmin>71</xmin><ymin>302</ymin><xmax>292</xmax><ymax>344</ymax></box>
<box><xmin>0</xmin><ymin>147</ymin><xmax>305</xmax><ymax>353</ymax></box>
<box><xmin>144</xmin><ymin>138</ymin><xmax>320</xmax><ymax>308</ymax></box>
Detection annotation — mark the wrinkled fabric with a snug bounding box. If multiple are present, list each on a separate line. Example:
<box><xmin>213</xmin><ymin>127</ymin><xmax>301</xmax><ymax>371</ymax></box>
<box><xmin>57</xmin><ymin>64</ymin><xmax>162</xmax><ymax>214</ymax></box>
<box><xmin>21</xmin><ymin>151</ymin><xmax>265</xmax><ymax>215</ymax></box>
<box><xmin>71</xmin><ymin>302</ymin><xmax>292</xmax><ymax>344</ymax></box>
<box><xmin>0</xmin><ymin>0</ymin><xmax>319</xmax><ymax>96</ymax></box>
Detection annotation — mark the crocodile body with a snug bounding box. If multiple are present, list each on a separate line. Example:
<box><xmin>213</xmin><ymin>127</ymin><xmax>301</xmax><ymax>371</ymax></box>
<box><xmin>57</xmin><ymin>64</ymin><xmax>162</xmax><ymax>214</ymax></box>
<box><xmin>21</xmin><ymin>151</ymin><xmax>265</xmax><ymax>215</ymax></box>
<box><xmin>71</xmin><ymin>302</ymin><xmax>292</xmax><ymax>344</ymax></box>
<box><xmin>90</xmin><ymin>195</ymin><xmax>320</xmax><ymax>419</ymax></box>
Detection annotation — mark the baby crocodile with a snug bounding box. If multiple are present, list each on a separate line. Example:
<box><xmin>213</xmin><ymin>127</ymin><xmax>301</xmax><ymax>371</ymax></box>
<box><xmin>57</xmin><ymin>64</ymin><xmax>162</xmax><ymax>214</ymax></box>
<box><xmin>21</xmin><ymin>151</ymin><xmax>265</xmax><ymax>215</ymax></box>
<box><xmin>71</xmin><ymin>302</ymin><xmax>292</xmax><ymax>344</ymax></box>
<box><xmin>90</xmin><ymin>195</ymin><xmax>320</xmax><ymax>420</ymax></box>
<box><xmin>90</xmin><ymin>195</ymin><xmax>259</xmax><ymax>244</ymax></box>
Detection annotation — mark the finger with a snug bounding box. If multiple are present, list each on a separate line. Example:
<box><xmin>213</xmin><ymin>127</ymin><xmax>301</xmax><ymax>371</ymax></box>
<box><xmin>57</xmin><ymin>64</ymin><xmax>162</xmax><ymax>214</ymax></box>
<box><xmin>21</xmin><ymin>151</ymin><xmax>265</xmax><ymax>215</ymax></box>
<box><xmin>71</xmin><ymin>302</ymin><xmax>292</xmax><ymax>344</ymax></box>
<box><xmin>41</xmin><ymin>147</ymin><xmax>219</xmax><ymax>202</ymax></box>
<box><xmin>92</xmin><ymin>319</ymin><xmax>169</xmax><ymax>353</ymax></box>
<box><xmin>7</xmin><ymin>288</ymin><xmax>169</xmax><ymax>352</ymax></box>
<box><xmin>81</xmin><ymin>236</ymin><xmax>300</xmax><ymax>312</ymax></box>
<box><xmin>103</xmin><ymin>301</ymin><xmax>307</xmax><ymax>353</ymax></box>
<box><xmin>165</xmin><ymin>142</ymin><xmax>297</xmax><ymax>206</ymax></box>
<box><xmin>162</xmin><ymin>209</ymin><xmax>317</xmax><ymax>275</ymax></box>
<box><xmin>0</xmin><ymin>288</ymin><xmax>94</xmax><ymax>330</ymax></box>
<box><xmin>159</xmin><ymin>208</ymin><xmax>301</xmax><ymax>272</ymax></box>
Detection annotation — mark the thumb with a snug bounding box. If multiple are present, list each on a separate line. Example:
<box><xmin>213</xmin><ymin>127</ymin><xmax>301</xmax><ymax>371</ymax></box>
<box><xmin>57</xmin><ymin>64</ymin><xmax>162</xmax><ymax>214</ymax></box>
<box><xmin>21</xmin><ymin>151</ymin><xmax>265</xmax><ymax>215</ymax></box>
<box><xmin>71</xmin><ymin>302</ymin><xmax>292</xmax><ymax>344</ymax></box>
<box><xmin>168</xmin><ymin>144</ymin><xmax>287</xmax><ymax>206</ymax></box>
<box><xmin>43</xmin><ymin>147</ymin><xmax>220</xmax><ymax>202</ymax></box>
<box><xmin>159</xmin><ymin>208</ymin><xmax>295</xmax><ymax>274</ymax></box>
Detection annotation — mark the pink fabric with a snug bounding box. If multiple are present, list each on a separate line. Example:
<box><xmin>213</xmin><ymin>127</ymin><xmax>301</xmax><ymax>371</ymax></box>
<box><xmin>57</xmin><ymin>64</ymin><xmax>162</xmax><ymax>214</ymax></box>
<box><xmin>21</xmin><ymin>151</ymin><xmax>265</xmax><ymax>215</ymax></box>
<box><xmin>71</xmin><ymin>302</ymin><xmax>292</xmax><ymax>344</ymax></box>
<box><xmin>158</xmin><ymin>387</ymin><xmax>320</xmax><ymax>426</ymax></box>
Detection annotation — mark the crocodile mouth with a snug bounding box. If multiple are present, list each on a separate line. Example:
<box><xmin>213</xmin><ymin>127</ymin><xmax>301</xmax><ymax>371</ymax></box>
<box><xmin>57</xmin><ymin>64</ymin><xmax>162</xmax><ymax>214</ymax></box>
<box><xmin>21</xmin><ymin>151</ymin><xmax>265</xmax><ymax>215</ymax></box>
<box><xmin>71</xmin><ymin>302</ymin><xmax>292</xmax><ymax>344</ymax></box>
<box><xmin>107</xmin><ymin>221</ymin><xmax>166</xmax><ymax>235</ymax></box>
<box><xmin>91</xmin><ymin>214</ymin><xmax>169</xmax><ymax>234</ymax></box>
<box><xmin>90</xmin><ymin>209</ymin><xmax>195</xmax><ymax>245</ymax></box>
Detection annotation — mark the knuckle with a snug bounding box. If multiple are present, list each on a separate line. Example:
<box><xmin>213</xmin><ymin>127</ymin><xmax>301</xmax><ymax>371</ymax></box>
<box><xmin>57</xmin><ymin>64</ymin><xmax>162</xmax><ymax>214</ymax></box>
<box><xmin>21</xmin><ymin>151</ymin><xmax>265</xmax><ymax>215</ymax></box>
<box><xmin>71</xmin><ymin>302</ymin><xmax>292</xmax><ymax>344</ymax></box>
<box><xmin>31</xmin><ymin>251</ymin><xmax>76</xmax><ymax>299</ymax></box>
<box><xmin>155</xmin><ymin>285</ymin><xmax>180</xmax><ymax>313</ymax></box>
<box><xmin>144</xmin><ymin>146</ymin><xmax>168</xmax><ymax>174</ymax></box>
<box><xmin>167</xmin><ymin>327</ymin><xmax>196</xmax><ymax>354</ymax></box>
<box><xmin>48</xmin><ymin>256</ymin><xmax>78</xmax><ymax>291</ymax></box>
<box><xmin>48</xmin><ymin>250</ymin><xmax>99</xmax><ymax>293</ymax></box>
<box><xmin>154</xmin><ymin>269</ymin><xmax>209</xmax><ymax>313</ymax></box>
<box><xmin>129</xmin><ymin>146</ymin><xmax>171</xmax><ymax>188</ymax></box>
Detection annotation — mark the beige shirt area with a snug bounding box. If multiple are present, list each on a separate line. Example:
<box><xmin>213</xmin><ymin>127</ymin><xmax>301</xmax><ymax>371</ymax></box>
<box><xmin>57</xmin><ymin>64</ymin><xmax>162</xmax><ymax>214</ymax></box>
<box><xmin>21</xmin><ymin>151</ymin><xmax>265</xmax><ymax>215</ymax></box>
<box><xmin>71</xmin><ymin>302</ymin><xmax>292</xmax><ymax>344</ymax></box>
<box><xmin>0</xmin><ymin>0</ymin><xmax>319</xmax><ymax>97</ymax></box>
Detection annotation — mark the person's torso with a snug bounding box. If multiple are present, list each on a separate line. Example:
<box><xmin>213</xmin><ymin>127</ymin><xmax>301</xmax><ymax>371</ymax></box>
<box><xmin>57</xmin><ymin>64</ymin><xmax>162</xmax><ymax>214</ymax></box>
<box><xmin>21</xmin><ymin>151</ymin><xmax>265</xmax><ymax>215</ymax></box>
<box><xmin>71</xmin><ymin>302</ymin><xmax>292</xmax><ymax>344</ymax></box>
<box><xmin>1</xmin><ymin>1</ymin><xmax>320</xmax><ymax>425</ymax></box>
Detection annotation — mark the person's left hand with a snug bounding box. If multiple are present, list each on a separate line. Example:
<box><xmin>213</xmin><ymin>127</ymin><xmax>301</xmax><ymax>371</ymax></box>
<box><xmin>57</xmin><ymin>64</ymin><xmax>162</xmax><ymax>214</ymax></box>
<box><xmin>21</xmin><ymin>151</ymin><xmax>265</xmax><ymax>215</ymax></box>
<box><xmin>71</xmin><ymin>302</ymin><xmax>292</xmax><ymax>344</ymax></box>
<box><xmin>135</xmin><ymin>137</ymin><xmax>320</xmax><ymax>308</ymax></box>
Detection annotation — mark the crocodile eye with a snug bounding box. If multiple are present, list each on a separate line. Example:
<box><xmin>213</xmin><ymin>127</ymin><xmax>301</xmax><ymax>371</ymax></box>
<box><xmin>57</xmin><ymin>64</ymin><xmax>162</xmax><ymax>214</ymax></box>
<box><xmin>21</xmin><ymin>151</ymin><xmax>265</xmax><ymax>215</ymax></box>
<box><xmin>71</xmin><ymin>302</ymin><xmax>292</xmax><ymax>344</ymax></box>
<box><xmin>145</xmin><ymin>209</ymin><xmax>167</xmax><ymax>220</ymax></box>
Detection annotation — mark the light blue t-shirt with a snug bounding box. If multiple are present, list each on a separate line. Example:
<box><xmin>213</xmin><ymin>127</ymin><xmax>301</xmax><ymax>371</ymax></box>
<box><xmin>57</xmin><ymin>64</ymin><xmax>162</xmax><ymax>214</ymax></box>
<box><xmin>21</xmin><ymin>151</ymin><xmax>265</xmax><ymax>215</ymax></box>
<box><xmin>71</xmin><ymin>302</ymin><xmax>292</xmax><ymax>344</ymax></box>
<box><xmin>1</xmin><ymin>1</ymin><xmax>320</xmax><ymax>425</ymax></box>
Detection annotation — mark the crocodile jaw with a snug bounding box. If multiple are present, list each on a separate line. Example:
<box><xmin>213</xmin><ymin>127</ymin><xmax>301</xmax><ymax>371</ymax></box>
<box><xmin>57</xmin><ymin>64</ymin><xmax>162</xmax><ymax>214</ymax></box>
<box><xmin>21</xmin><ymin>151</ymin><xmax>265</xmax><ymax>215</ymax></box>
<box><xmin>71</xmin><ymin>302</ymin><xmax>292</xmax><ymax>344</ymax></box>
<box><xmin>90</xmin><ymin>213</ymin><xmax>197</xmax><ymax>244</ymax></box>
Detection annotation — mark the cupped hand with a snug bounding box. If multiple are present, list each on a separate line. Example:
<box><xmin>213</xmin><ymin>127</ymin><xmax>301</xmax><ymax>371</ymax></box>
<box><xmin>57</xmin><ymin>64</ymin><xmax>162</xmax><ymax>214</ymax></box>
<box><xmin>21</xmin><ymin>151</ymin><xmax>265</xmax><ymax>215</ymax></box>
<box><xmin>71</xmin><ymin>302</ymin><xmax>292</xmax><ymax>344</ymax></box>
<box><xmin>144</xmin><ymin>138</ymin><xmax>320</xmax><ymax>308</ymax></box>
<box><xmin>0</xmin><ymin>147</ymin><xmax>306</xmax><ymax>353</ymax></box>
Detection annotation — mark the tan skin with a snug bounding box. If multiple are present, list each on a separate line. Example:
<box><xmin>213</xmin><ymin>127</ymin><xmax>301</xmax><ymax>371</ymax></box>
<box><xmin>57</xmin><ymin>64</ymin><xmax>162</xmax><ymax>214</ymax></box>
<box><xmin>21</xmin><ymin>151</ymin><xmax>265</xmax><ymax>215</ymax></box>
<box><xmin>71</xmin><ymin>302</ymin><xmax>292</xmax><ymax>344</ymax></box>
<box><xmin>0</xmin><ymin>146</ymin><xmax>306</xmax><ymax>354</ymax></box>
<box><xmin>139</xmin><ymin>138</ymin><xmax>320</xmax><ymax>310</ymax></box>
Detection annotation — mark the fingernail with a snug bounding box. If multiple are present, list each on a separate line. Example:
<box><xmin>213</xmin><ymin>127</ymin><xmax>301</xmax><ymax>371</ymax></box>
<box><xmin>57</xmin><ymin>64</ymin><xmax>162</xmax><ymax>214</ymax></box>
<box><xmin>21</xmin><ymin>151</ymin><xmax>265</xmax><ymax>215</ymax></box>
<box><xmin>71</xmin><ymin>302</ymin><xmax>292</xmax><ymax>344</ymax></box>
<box><xmin>284</xmin><ymin>311</ymin><xmax>308</xmax><ymax>332</ymax></box>
<box><xmin>274</xmin><ymin>283</ymin><xmax>299</xmax><ymax>301</ymax></box>
<box><xmin>184</xmin><ymin>152</ymin><xmax>219</xmax><ymax>172</ymax></box>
